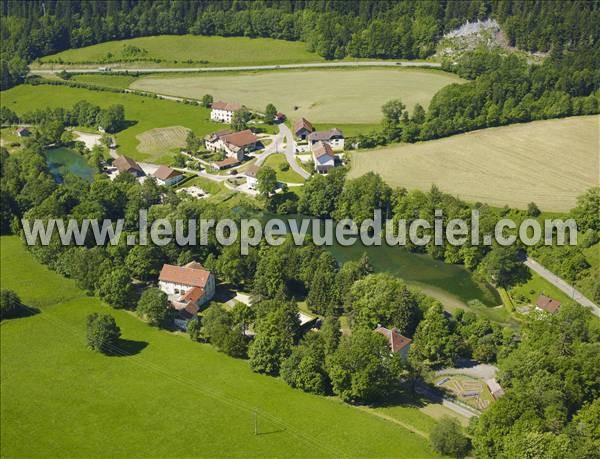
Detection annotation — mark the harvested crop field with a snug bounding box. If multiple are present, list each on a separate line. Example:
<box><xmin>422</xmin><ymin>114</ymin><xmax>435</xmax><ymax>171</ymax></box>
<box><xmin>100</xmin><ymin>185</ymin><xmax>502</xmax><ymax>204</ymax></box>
<box><xmin>349</xmin><ymin>116</ymin><xmax>600</xmax><ymax>212</ymax></box>
<box><xmin>136</xmin><ymin>126</ymin><xmax>191</xmax><ymax>155</ymax></box>
<box><xmin>129</xmin><ymin>68</ymin><xmax>464</xmax><ymax>124</ymax></box>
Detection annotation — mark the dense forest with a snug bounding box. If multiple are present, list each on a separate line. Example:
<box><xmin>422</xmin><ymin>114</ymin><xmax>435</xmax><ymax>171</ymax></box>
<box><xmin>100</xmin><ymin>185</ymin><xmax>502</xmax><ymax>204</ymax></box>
<box><xmin>2</xmin><ymin>0</ymin><xmax>600</xmax><ymax>89</ymax></box>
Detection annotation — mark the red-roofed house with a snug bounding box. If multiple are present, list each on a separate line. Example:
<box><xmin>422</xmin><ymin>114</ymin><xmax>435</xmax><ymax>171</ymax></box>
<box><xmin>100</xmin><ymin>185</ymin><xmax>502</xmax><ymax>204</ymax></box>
<box><xmin>374</xmin><ymin>326</ymin><xmax>412</xmax><ymax>359</ymax></box>
<box><xmin>210</xmin><ymin>101</ymin><xmax>243</xmax><ymax>123</ymax></box>
<box><xmin>152</xmin><ymin>165</ymin><xmax>184</xmax><ymax>186</ymax></box>
<box><xmin>204</xmin><ymin>129</ymin><xmax>259</xmax><ymax>161</ymax></box>
<box><xmin>158</xmin><ymin>262</ymin><xmax>216</xmax><ymax>316</ymax></box>
<box><xmin>535</xmin><ymin>294</ymin><xmax>561</xmax><ymax>314</ymax></box>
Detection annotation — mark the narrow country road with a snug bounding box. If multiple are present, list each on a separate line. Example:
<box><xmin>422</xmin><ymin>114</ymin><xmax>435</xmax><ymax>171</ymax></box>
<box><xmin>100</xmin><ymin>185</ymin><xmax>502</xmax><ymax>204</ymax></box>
<box><xmin>278</xmin><ymin>123</ymin><xmax>311</xmax><ymax>180</ymax></box>
<box><xmin>524</xmin><ymin>257</ymin><xmax>600</xmax><ymax>317</ymax></box>
<box><xmin>29</xmin><ymin>60</ymin><xmax>442</xmax><ymax>75</ymax></box>
<box><xmin>254</xmin><ymin>124</ymin><xmax>310</xmax><ymax>180</ymax></box>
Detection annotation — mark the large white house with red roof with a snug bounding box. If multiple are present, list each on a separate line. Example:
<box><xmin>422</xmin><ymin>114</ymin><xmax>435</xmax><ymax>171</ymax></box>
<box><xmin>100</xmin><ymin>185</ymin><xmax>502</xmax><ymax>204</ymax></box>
<box><xmin>210</xmin><ymin>101</ymin><xmax>242</xmax><ymax>123</ymax></box>
<box><xmin>158</xmin><ymin>262</ymin><xmax>216</xmax><ymax>318</ymax></box>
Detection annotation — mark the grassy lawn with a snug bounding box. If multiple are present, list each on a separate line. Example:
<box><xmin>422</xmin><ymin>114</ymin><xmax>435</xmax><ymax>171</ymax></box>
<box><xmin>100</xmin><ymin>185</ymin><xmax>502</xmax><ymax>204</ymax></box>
<box><xmin>510</xmin><ymin>270</ymin><xmax>577</xmax><ymax>306</ymax></box>
<box><xmin>262</xmin><ymin>153</ymin><xmax>305</xmax><ymax>183</ymax></box>
<box><xmin>129</xmin><ymin>68</ymin><xmax>464</xmax><ymax>124</ymax></box>
<box><xmin>1</xmin><ymin>84</ymin><xmax>223</xmax><ymax>163</ymax></box>
<box><xmin>71</xmin><ymin>73</ymin><xmax>139</xmax><ymax>89</ymax></box>
<box><xmin>0</xmin><ymin>235</ymin><xmax>439</xmax><ymax>458</ymax></box>
<box><xmin>36</xmin><ymin>35</ymin><xmax>323</xmax><ymax>68</ymax></box>
<box><xmin>349</xmin><ymin>115</ymin><xmax>600</xmax><ymax>212</ymax></box>
<box><xmin>0</xmin><ymin>127</ymin><xmax>24</xmax><ymax>154</ymax></box>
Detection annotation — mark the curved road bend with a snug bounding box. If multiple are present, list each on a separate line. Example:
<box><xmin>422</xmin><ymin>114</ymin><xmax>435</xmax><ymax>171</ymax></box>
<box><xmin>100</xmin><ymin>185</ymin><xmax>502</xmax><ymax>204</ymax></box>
<box><xmin>524</xmin><ymin>257</ymin><xmax>600</xmax><ymax>317</ymax></box>
<box><xmin>254</xmin><ymin>124</ymin><xmax>310</xmax><ymax>180</ymax></box>
<box><xmin>29</xmin><ymin>61</ymin><xmax>441</xmax><ymax>75</ymax></box>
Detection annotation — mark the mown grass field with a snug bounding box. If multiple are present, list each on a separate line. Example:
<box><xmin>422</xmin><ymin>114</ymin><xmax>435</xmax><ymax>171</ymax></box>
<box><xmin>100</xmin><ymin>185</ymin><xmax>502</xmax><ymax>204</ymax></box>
<box><xmin>349</xmin><ymin>116</ymin><xmax>600</xmax><ymax>212</ymax></box>
<box><xmin>1</xmin><ymin>84</ymin><xmax>222</xmax><ymax>163</ymax></box>
<box><xmin>36</xmin><ymin>35</ymin><xmax>323</xmax><ymax>68</ymax></box>
<box><xmin>0</xmin><ymin>236</ymin><xmax>440</xmax><ymax>458</ymax></box>
<box><xmin>136</xmin><ymin>126</ymin><xmax>191</xmax><ymax>156</ymax></box>
<box><xmin>129</xmin><ymin>68</ymin><xmax>464</xmax><ymax>124</ymax></box>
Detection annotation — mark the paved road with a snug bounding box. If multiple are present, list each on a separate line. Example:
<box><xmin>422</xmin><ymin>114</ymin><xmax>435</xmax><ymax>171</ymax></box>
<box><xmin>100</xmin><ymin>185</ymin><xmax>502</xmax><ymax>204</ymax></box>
<box><xmin>30</xmin><ymin>60</ymin><xmax>441</xmax><ymax>75</ymax></box>
<box><xmin>525</xmin><ymin>257</ymin><xmax>600</xmax><ymax>316</ymax></box>
<box><xmin>278</xmin><ymin>123</ymin><xmax>311</xmax><ymax>180</ymax></box>
<box><xmin>255</xmin><ymin>129</ymin><xmax>284</xmax><ymax>166</ymax></box>
<box><xmin>254</xmin><ymin>124</ymin><xmax>310</xmax><ymax>180</ymax></box>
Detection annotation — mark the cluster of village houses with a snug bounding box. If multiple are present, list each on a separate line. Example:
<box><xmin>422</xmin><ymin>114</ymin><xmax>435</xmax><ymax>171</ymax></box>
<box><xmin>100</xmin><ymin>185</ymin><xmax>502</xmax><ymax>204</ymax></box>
<box><xmin>107</xmin><ymin>99</ymin><xmax>345</xmax><ymax>194</ymax></box>
<box><xmin>207</xmin><ymin>100</ymin><xmax>345</xmax><ymax>177</ymax></box>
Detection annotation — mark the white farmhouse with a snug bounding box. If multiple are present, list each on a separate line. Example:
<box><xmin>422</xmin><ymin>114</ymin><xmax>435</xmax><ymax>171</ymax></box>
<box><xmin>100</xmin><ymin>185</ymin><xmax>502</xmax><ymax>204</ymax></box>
<box><xmin>210</xmin><ymin>101</ymin><xmax>242</xmax><ymax>123</ymax></box>
<box><xmin>311</xmin><ymin>141</ymin><xmax>336</xmax><ymax>174</ymax></box>
<box><xmin>152</xmin><ymin>165</ymin><xmax>184</xmax><ymax>186</ymax></box>
<box><xmin>158</xmin><ymin>262</ymin><xmax>216</xmax><ymax>319</ymax></box>
<box><xmin>245</xmin><ymin>164</ymin><xmax>260</xmax><ymax>189</ymax></box>
<box><xmin>308</xmin><ymin>128</ymin><xmax>344</xmax><ymax>151</ymax></box>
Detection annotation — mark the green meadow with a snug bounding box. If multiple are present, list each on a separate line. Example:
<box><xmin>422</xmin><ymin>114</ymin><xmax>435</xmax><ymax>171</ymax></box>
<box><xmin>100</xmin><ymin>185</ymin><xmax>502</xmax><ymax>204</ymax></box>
<box><xmin>36</xmin><ymin>35</ymin><xmax>323</xmax><ymax>68</ymax></box>
<box><xmin>0</xmin><ymin>235</ymin><xmax>441</xmax><ymax>458</ymax></box>
<box><xmin>1</xmin><ymin>84</ymin><xmax>222</xmax><ymax>163</ymax></box>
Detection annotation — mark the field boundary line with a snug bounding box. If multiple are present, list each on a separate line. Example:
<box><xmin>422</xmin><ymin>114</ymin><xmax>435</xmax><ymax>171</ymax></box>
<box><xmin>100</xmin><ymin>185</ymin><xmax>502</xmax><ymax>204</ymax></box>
<box><xmin>353</xmin><ymin>406</ymin><xmax>429</xmax><ymax>438</ymax></box>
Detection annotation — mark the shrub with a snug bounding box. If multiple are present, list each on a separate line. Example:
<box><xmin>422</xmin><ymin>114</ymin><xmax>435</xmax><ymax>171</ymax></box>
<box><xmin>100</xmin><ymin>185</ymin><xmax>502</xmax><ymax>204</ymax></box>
<box><xmin>429</xmin><ymin>416</ymin><xmax>470</xmax><ymax>458</ymax></box>
<box><xmin>86</xmin><ymin>313</ymin><xmax>121</xmax><ymax>354</ymax></box>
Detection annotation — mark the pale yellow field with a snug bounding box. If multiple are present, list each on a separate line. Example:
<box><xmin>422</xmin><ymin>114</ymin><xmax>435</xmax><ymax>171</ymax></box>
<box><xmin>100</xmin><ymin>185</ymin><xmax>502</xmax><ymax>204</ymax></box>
<box><xmin>349</xmin><ymin>116</ymin><xmax>600</xmax><ymax>211</ymax></box>
<box><xmin>129</xmin><ymin>68</ymin><xmax>464</xmax><ymax>124</ymax></box>
<box><xmin>135</xmin><ymin>125</ymin><xmax>190</xmax><ymax>156</ymax></box>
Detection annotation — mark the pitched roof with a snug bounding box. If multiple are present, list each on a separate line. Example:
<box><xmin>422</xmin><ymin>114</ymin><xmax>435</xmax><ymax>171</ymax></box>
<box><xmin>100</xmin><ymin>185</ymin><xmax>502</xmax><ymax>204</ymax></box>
<box><xmin>159</xmin><ymin>262</ymin><xmax>212</xmax><ymax>288</ymax></box>
<box><xmin>536</xmin><ymin>294</ymin><xmax>561</xmax><ymax>313</ymax></box>
<box><xmin>211</xmin><ymin>101</ymin><xmax>242</xmax><ymax>112</ymax></box>
<box><xmin>222</xmin><ymin>129</ymin><xmax>259</xmax><ymax>148</ymax></box>
<box><xmin>312</xmin><ymin>141</ymin><xmax>334</xmax><ymax>159</ymax></box>
<box><xmin>308</xmin><ymin>128</ymin><xmax>344</xmax><ymax>142</ymax></box>
<box><xmin>182</xmin><ymin>286</ymin><xmax>205</xmax><ymax>304</ymax></box>
<box><xmin>486</xmin><ymin>378</ymin><xmax>504</xmax><ymax>399</ymax></box>
<box><xmin>374</xmin><ymin>326</ymin><xmax>412</xmax><ymax>353</ymax></box>
<box><xmin>153</xmin><ymin>165</ymin><xmax>182</xmax><ymax>181</ymax></box>
<box><xmin>113</xmin><ymin>155</ymin><xmax>143</xmax><ymax>174</ymax></box>
<box><xmin>204</xmin><ymin>129</ymin><xmax>234</xmax><ymax>142</ymax></box>
<box><xmin>245</xmin><ymin>164</ymin><xmax>260</xmax><ymax>178</ymax></box>
<box><xmin>292</xmin><ymin>117</ymin><xmax>314</xmax><ymax>134</ymax></box>
<box><xmin>214</xmin><ymin>157</ymin><xmax>240</xmax><ymax>168</ymax></box>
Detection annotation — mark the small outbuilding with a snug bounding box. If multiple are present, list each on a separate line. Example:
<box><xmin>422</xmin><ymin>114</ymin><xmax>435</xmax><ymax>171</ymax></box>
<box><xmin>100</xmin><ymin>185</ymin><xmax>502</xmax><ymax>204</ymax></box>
<box><xmin>535</xmin><ymin>294</ymin><xmax>561</xmax><ymax>314</ymax></box>
<box><xmin>293</xmin><ymin>118</ymin><xmax>314</xmax><ymax>140</ymax></box>
<box><xmin>374</xmin><ymin>326</ymin><xmax>412</xmax><ymax>360</ymax></box>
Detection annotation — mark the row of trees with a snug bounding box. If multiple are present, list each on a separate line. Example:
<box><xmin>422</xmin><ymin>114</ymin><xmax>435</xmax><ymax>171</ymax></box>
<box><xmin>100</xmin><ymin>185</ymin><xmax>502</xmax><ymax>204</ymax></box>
<box><xmin>2</xmin><ymin>100</ymin><xmax>126</xmax><ymax>134</ymax></box>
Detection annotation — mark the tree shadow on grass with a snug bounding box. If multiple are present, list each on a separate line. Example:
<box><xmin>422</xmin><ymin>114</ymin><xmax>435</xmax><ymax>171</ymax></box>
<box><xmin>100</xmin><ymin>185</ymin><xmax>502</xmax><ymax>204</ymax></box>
<box><xmin>1</xmin><ymin>304</ymin><xmax>41</xmax><ymax>322</ymax></box>
<box><xmin>108</xmin><ymin>338</ymin><xmax>149</xmax><ymax>357</ymax></box>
